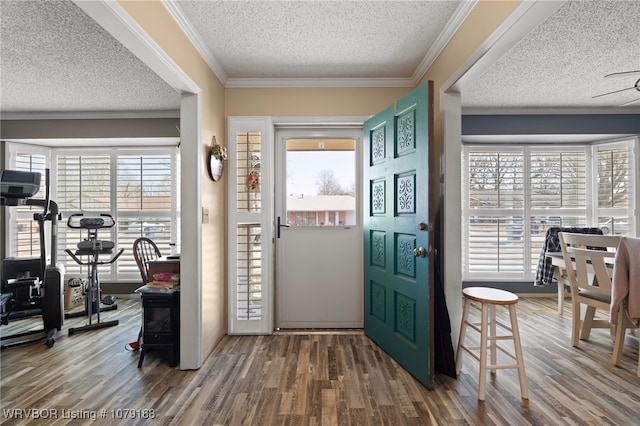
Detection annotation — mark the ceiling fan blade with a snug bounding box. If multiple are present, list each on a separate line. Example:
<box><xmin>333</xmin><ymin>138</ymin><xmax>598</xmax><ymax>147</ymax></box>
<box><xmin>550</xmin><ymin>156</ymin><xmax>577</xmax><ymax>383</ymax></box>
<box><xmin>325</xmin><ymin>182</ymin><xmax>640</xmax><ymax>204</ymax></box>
<box><xmin>592</xmin><ymin>85</ymin><xmax>637</xmax><ymax>99</ymax></box>
<box><xmin>604</xmin><ymin>70</ymin><xmax>640</xmax><ymax>78</ymax></box>
<box><xmin>620</xmin><ymin>97</ymin><xmax>640</xmax><ymax>106</ymax></box>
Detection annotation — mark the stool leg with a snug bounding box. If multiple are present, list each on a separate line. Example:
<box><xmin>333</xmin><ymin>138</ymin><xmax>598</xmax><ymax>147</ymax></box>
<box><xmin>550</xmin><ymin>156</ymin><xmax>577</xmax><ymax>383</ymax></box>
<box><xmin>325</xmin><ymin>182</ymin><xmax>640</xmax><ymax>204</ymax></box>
<box><xmin>478</xmin><ymin>303</ymin><xmax>489</xmax><ymax>401</ymax></box>
<box><xmin>509</xmin><ymin>305</ymin><xmax>528</xmax><ymax>400</ymax></box>
<box><xmin>455</xmin><ymin>298</ymin><xmax>470</xmax><ymax>375</ymax></box>
<box><xmin>489</xmin><ymin>304</ymin><xmax>497</xmax><ymax>375</ymax></box>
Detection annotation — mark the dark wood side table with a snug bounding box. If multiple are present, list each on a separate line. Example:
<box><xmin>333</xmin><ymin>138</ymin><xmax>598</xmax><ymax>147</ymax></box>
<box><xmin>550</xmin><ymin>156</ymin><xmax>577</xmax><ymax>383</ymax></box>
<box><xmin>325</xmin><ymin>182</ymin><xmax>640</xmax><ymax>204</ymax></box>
<box><xmin>138</xmin><ymin>290</ymin><xmax>180</xmax><ymax>368</ymax></box>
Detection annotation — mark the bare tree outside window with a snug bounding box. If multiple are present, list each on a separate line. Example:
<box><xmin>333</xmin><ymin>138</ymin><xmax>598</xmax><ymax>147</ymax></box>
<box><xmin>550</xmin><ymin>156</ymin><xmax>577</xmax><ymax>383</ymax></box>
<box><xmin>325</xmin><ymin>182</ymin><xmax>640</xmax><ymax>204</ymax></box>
<box><xmin>316</xmin><ymin>169</ymin><xmax>351</xmax><ymax>195</ymax></box>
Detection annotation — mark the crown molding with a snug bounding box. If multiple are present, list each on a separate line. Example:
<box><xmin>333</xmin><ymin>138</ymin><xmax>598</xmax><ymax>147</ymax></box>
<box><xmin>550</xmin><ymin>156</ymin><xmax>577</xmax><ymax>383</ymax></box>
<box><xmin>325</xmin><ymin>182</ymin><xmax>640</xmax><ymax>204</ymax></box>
<box><xmin>0</xmin><ymin>110</ymin><xmax>180</xmax><ymax>120</ymax></box>
<box><xmin>162</xmin><ymin>0</ymin><xmax>460</xmax><ymax>89</ymax></box>
<box><xmin>411</xmin><ymin>0</ymin><xmax>477</xmax><ymax>85</ymax></box>
<box><xmin>162</xmin><ymin>0</ymin><xmax>228</xmax><ymax>86</ymax></box>
<box><xmin>225</xmin><ymin>77</ymin><xmax>414</xmax><ymax>89</ymax></box>
<box><xmin>271</xmin><ymin>116</ymin><xmax>370</xmax><ymax>127</ymax></box>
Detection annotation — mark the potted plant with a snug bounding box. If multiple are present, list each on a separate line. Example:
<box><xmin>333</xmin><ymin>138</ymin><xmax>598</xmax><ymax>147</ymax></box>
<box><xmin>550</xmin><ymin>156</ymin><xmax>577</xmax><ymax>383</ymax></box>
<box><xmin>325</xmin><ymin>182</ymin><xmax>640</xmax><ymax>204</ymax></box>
<box><xmin>207</xmin><ymin>136</ymin><xmax>227</xmax><ymax>181</ymax></box>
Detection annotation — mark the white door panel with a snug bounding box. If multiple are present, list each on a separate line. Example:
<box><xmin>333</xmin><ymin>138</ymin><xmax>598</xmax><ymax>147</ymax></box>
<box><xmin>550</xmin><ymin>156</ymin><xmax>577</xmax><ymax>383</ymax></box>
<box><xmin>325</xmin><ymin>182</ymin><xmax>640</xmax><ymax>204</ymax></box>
<box><xmin>276</xmin><ymin>227</ymin><xmax>363</xmax><ymax>328</ymax></box>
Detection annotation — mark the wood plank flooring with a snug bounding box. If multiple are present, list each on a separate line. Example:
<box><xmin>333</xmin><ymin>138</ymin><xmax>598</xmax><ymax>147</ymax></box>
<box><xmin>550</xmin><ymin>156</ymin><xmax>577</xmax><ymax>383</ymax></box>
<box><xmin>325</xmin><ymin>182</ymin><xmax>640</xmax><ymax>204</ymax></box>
<box><xmin>1</xmin><ymin>296</ymin><xmax>639</xmax><ymax>425</ymax></box>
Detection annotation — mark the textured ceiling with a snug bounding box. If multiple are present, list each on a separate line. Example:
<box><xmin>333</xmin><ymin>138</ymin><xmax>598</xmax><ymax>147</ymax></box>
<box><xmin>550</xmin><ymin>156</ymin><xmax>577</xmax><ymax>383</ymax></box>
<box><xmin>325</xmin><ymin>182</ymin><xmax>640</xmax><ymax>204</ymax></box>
<box><xmin>0</xmin><ymin>0</ymin><xmax>180</xmax><ymax>114</ymax></box>
<box><xmin>0</xmin><ymin>0</ymin><xmax>639</xmax><ymax>116</ymax></box>
<box><xmin>463</xmin><ymin>0</ymin><xmax>640</xmax><ymax>110</ymax></box>
<box><xmin>170</xmin><ymin>0</ymin><xmax>462</xmax><ymax>81</ymax></box>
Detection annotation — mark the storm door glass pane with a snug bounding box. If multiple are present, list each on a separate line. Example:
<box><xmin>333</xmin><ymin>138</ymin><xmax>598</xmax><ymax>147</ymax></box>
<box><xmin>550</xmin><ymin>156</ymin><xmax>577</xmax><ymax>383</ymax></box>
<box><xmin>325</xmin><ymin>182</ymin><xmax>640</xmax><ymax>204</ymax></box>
<box><xmin>285</xmin><ymin>139</ymin><xmax>356</xmax><ymax>226</ymax></box>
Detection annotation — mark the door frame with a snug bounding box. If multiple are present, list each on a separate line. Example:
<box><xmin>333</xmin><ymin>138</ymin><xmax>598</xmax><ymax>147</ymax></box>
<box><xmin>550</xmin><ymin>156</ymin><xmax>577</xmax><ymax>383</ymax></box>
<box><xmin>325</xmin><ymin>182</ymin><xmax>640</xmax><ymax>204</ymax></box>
<box><xmin>274</xmin><ymin>126</ymin><xmax>364</xmax><ymax>329</ymax></box>
<box><xmin>227</xmin><ymin>117</ymin><xmax>369</xmax><ymax>334</ymax></box>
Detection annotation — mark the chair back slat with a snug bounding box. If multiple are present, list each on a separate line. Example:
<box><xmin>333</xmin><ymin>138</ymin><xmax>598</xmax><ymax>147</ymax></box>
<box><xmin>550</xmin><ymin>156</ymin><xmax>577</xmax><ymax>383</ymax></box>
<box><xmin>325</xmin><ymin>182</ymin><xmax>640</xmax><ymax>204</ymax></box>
<box><xmin>133</xmin><ymin>237</ymin><xmax>162</xmax><ymax>284</ymax></box>
<box><xmin>559</xmin><ymin>233</ymin><xmax>620</xmax><ymax>299</ymax></box>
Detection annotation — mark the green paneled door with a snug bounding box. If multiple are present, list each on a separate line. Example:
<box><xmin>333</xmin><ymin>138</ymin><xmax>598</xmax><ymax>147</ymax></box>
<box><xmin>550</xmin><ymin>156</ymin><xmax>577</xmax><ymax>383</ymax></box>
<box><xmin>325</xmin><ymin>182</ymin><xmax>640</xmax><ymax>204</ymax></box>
<box><xmin>363</xmin><ymin>82</ymin><xmax>433</xmax><ymax>387</ymax></box>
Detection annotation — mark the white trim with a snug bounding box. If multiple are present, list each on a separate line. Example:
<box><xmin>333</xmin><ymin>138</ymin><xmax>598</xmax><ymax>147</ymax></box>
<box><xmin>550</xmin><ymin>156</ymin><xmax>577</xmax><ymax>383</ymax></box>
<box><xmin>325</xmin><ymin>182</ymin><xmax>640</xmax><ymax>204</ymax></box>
<box><xmin>162</xmin><ymin>1</ymin><xmax>475</xmax><ymax>89</ymax></box>
<box><xmin>0</xmin><ymin>111</ymin><xmax>180</xmax><ymax>120</ymax></box>
<box><xmin>72</xmin><ymin>0</ymin><xmax>205</xmax><ymax>370</ymax></box>
<box><xmin>161</xmin><ymin>0</ymin><xmax>228</xmax><ymax>86</ymax></box>
<box><xmin>272</xmin><ymin>116</ymin><xmax>369</xmax><ymax>127</ymax></box>
<box><xmin>72</xmin><ymin>0</ymin><xmax>200</xmax><ymax>94</ymax></box>
<box><xmin>411</xmin><ymin>0</ymin><xmax>477</xmax><ymax>85</ymax></box>
<box><xmin>225</xmin><ymin>77</ymin><xmax>413</xmax><ymax>89</ymax></box>
<box><xmin>440</xmin><ymin>0</ymin><xmax>565</xmax><ymax>350</ymax></box>
<box><xmin>441</xmin><ymin>91</ymin><xmax>463</xmax><ymax>350</ymax></box>
<box><xmin>179</xmin><ymin>93</ymin><xmax>202</xmax><ymax>368</ymax></box>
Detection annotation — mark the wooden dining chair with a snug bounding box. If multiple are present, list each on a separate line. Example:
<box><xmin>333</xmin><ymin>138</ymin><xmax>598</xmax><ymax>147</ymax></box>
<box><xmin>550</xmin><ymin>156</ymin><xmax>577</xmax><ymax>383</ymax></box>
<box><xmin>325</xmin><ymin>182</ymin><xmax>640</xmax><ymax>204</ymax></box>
<box><xmin>133</xmin><ymin>237</ymin><xmax>161</xmax><ymax>284</ymax></box>
<box><xmin>558</xmin><ymin>232</ymin><xmax>621</xmax><ymax>348</ymax></box>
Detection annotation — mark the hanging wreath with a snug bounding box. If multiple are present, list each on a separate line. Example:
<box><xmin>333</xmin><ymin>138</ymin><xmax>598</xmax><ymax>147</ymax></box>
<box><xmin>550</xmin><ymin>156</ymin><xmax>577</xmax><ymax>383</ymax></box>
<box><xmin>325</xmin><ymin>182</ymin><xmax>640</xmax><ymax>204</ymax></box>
<box><xmin>247</xmin><ymin>170</ymin><xmax>259</xmax><ymax>190</ymax></box>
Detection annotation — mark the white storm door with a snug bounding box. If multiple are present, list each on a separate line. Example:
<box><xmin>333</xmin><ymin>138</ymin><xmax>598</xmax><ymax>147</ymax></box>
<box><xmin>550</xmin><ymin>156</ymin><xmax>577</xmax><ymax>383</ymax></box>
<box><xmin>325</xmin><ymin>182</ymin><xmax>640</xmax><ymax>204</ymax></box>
<box><xmin>275</xmin><ymin>128</ymin><xmax>363</xmax><ymax>329</ymax></box>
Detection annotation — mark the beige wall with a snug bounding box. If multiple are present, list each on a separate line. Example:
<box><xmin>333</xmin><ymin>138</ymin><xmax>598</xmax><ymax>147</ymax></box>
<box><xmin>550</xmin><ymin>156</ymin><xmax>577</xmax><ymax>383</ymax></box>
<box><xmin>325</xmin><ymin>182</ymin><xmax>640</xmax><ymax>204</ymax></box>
<box><xmin>118</xmin><ymin>0</ymin><xmax>227</xmax><ymax>366</ymax></box>
<box><xmin>226</xmin><ymin>87</ymin><xmax>410</xmax><ymax>117</ymax></box>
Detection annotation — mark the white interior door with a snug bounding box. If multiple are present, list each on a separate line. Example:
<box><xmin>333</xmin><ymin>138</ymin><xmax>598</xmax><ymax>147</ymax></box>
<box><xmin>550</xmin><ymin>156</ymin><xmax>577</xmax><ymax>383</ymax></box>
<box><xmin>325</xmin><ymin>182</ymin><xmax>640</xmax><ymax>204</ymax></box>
<box><xmin>275</xmin><ymin>128</ymin><xmax>363</xmax><ymax>328</ymax></box>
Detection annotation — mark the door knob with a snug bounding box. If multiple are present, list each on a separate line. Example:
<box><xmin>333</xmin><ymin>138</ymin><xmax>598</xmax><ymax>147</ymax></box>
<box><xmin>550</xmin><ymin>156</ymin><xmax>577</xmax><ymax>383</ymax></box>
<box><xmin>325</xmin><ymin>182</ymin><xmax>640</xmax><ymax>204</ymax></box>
<box><xmin>414</xmin><ymin>247</ymin><xmax>427</xmax><ymax>258</ymax></box>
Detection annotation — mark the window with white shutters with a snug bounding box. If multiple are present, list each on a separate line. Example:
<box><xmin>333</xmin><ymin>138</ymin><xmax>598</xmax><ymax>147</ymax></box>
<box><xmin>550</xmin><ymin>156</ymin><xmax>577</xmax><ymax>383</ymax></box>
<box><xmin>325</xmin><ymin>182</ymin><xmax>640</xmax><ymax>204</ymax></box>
<box><xmin>5</xmin><ymin>143</ymin><xmax>178</xmax><ymax>283</ymax></box>
<box><xmin>53</xmin><ymin>150</ymin><xmax>178</xmax><ymax>281</ymax></box>
<box><xmin>463</xmin><ymin>138</ymin><xmax>637</xmax><ymax>281</ymax></box>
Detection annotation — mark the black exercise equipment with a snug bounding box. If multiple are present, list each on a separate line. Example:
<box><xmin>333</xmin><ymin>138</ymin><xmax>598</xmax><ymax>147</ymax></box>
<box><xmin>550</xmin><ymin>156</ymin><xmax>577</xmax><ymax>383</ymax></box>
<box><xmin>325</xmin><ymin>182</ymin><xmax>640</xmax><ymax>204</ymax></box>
<box><xmin>1</xmin><ymin>169</ymin><xmax>64</xmax><ymax>348</ymax></box>
<box><xmin>65</xmin><ymin>213</ymin><xmax>123</xmax><ymax>335</ymax></box>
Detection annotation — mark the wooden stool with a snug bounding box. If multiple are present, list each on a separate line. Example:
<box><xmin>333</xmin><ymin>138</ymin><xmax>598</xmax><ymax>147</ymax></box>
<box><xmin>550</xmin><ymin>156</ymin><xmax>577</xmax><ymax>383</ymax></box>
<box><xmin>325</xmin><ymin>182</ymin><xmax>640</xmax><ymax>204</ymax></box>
<box><xmin>455</xmin><ymin>287</ymin><xmax>528</xmax><ymax>401</ymax></box>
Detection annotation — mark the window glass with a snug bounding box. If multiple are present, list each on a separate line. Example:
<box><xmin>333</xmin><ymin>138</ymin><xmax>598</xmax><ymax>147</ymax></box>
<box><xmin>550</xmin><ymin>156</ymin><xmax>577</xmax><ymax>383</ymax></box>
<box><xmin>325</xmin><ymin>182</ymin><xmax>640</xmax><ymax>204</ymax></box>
<box><xmin>285</xmin><ymin>139</ymin><xmax>356</xmax><ymax>226</ymax></box>
<box><xmin>236</xmin><ymin>131</ymin><xmax>261</xmax><ymax>213</ymax></box>
<box><xmin>530</xmin><ymin>152</ymin><xmax>586</xmax><ymax>208</ymax></box>
<box><xmin>598</xmin><ymin>147</ymin><xmax>629</xmax><ymax>208</ymax></box>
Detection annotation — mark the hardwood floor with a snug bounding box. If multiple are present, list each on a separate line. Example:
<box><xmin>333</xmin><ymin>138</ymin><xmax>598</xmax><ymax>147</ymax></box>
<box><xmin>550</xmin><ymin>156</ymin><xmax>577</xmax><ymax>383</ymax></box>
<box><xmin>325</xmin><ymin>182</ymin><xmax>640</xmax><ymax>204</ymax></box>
<box><xmin>1</xmin><ymin>296</ymin><xmax>638</xmax><ymax>425</ymax></box>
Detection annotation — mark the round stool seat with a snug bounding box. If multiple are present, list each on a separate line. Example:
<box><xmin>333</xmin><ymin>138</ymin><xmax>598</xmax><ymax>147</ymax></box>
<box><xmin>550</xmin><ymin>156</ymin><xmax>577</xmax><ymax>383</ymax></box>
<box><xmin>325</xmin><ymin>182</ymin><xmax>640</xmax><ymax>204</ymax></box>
<box><xmin>463</xmin><ymin>287</ymin><xmax>518</xmax><ymax>305</ymax></box>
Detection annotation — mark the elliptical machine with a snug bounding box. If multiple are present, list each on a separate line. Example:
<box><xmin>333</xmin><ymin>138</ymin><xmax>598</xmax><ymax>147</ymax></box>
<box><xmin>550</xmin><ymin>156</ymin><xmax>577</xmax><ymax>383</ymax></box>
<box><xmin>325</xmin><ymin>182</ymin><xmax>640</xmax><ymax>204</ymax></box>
<box><xmin>1</xmin><ymin>169</ymin><xmax>64</xmax><ymax>348</ymax></box>
<box><xmin>64</xmin><ymin>213</ymin><xmax>123</xmax><ymax>335</ymax></box>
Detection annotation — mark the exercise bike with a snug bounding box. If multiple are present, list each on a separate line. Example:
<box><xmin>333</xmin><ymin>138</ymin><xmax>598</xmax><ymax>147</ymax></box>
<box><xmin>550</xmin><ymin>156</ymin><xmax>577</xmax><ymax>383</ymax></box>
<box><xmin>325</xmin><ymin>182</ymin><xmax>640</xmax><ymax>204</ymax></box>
<box><xmin>65</xmin><ymin>213</ymin><xmax>123</xmax><ymax>335</ymax></box>
<box><xmin>1</xmin><ymin>169</ymin><xmax>64</xmax><ymax>348</ymax></box>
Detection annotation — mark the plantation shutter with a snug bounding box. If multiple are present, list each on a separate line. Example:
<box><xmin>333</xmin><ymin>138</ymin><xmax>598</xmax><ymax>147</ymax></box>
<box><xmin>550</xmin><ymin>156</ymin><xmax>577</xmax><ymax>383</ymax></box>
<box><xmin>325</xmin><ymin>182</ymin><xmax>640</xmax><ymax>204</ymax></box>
<box><xmin>116</xmin><ymin>154</ymin><xmax>176</xmax><ymax>278</ymax></box>
<box><xmin>463</xmin><ymin>150</ymin><xmax>525</xmax><ymax>276</ymax></box>
<box><xmin>595</xmin><ymin>140</ymin><xmax>636</xmax><ymax>236</ymax></box>
<box><xmin>228</xmin><ymin>117</ymin><xmax>273</xmax><ymax>334</ymax></box>
<box><xmin>11</xmin><ymin>149</ymin><xmax>48</xmax><ymax>257</ymax></box>
<box><xmin>56</xmin><ymin>155</ymin><xmax>112</xmax><ymax>277</ymax></box>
